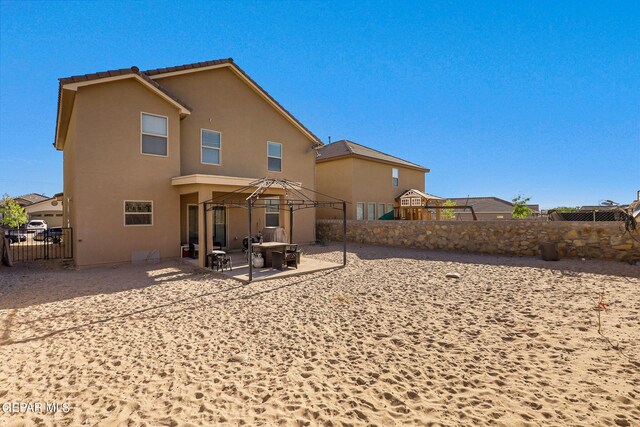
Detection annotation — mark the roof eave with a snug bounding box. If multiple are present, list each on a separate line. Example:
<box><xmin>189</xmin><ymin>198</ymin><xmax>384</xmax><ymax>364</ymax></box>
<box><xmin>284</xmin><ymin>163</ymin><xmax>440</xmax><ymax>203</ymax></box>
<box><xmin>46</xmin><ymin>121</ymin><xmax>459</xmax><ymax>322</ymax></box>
<box><xmin>54</xmin><ymin>87</ymin><xmax>76</xmax><ymax>151</ymax></box>
<box><xmin>317</xmin><ymin>152</ymin><xmax>429</xmax><ymax>172</ymax></box>
<box><xmin>54</xmin><ymin>72</ymin><xmax>191</xmax><ymax>150</ymax></box>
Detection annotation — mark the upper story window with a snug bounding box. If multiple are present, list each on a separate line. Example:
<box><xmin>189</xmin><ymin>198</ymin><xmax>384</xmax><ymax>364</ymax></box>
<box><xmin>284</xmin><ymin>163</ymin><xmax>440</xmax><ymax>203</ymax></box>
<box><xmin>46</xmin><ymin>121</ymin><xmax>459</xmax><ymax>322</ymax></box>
<box><xmin>141</xmin><ymin>113</ymin><xmax>168</xmax><ymax>156</ymax></box>
<box><xmin>124</xmin><ymin>201</ymin><xmax>153</xmax><ymax>226</ymax></box>
<box><xmin>201</xmin><ymin>129</ymin><xmax>221</xmax><ymax>165</ymax></box>
<box><xmin>392</xmin><ymin>168</ymin><xmax>399</xmax><ymax>187</ymax></box>
<box><xmin>267</xmin><ymin>142</ymin><xmax>282</xmax><ymax>172</ymax></box>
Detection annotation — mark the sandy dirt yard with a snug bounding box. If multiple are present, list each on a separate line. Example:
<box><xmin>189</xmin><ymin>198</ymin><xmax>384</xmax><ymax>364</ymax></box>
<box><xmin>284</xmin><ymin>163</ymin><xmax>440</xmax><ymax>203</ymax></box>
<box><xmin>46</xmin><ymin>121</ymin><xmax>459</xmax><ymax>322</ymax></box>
<box><xmin>0</xmin><ymin>244</ymin><xmax>639</xmax><ymax>427</ymax></box>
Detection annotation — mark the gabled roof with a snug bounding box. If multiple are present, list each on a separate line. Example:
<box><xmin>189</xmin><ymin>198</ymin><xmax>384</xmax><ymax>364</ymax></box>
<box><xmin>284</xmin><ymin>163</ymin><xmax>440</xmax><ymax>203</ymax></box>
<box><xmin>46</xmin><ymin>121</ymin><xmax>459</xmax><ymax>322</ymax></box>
<box><xmin>10</xmin><ymin>193</ymin><xmax>50</xmax><ymax>206</ymax></box>
<box><xmin>55</xmin><ymin>66</ymin><xmax>192</xmax><ymax>149</ymax></box>
<box><xmin>397</xmin><ymin>189</ymin><xmax>444</xmax><ymax>200</ymax></box>
<box><xmin>143</xmin><ymin>58</ymin><xmax>321</xmax><ymax>144</ymax></box>
<box><xmin>143</xmin><ymin>58</ymin><xmax>234</xmax><ymax>77</ymax></box>
<box><xmin>448</xmin><ymin>197</ymin><xmax>540</xmax><ymax>213</ymax></box>
<box><xmin>24</xmin><ymin>197</ymin><xmax>62</xmax><ymax>211</ymax></box>
<box><xmin>54</xmin><ymin>58</ymin><xmax>321</xmax><ymax>149</ymax></box>
<box><xmin>57</xmin><ymin>66</ymin><xmax>191</xmax><ymax>112</ymax></box>
<box><xmin>317</xmin><ymin>140</ymin><xmax>429</xmax><ymax>172</ymax></box>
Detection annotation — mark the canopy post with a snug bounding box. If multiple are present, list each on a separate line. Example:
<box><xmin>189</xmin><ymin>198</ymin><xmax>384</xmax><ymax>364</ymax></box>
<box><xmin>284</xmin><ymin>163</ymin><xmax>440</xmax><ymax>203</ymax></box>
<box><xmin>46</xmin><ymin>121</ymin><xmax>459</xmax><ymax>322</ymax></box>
<box><xmin>213</xmin><ymin>207</ymin><xmax>217</xmax><ymax>249</ymax></box>
<box><xmin>203</xmin><ymin>202</ymin><xmax>208</xmax><ymax>267</ymax></box>
<box><xmin>342</xmin><ymin>201</ymin><xmax>347</xmax><ymax>266</ymax></box>
<box><xmin>248</xmin><ymin>198</ymin><xmax>253</xmax><ymax>282</ymax></box>
<box><xmin>289</xmin><ymin>204</ymin><xmax>294</xmax><ymax>244</ymax></box>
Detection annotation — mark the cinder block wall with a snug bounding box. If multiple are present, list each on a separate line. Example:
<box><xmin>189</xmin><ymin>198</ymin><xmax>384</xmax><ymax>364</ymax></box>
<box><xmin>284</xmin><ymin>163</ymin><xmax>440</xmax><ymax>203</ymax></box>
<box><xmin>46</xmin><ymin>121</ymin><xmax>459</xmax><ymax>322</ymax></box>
<box><xmin>317</xmin><ymin>220</ymin><xmax>640</xmax><ymax>261</ymax></box>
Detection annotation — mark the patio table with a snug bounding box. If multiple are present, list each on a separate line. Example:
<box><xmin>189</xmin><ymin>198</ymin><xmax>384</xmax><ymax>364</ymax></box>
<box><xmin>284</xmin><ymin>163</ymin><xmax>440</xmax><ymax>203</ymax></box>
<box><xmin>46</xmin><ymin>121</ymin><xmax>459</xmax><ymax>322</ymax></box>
<box><xmin>251</xmin><ymin>242</ymin><xmax>289</xmax><ymax>268</ymax></box>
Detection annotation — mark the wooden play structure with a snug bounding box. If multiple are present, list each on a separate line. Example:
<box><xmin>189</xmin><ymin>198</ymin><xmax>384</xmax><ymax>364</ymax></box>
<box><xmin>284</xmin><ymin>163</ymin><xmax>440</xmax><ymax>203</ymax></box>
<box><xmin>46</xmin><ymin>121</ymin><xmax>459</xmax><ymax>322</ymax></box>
<box><xmin>395</xmin><ymin>190</ymin><xmax>445</xmax><ymax>220</ymax></box>
<box><xmin>393</xmin><ymin>189</ymin><xmax>478</xmax><ymax>220</ymax></box>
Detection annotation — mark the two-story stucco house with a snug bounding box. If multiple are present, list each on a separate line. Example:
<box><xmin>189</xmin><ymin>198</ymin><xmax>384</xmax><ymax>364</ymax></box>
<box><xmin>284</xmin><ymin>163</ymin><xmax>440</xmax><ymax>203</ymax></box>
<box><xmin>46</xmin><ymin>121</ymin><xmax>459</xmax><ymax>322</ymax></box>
<box><xmin>315</xmin><ymin>140</ymin><xmax>430</xmax><ymax>220</ymax></box>
<box><xmin>54</xmin><ymin>58</ymin><xmax>321</xmax><ymax>267</ymax></box>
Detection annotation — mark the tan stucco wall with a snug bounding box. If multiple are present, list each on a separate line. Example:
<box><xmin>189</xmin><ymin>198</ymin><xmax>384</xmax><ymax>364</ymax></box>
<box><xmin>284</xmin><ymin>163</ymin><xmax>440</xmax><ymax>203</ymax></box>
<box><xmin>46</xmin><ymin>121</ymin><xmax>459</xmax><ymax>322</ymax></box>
<box><xmin>316</xmin><ymin>157</ymin><xmax>426</xmax><ymax>220</ymax></box>
<box><xmin>159</xmin><ymin>67</ymin><xmax>317</xmax><ymax>248</ymax></box>
<box><xmin>66</xmin><ymin>78</ymin><xmax>182</xmax><ymax>266</ymax></box>
<box><xmin>316</xmin><ymin>157</ymin><xmax>354</xmax><ymax>220</ymax></box>
<box><xmin>156</xmin><ymin>67</ymin><xmax>317</xmax><ymax>181</ymax></box>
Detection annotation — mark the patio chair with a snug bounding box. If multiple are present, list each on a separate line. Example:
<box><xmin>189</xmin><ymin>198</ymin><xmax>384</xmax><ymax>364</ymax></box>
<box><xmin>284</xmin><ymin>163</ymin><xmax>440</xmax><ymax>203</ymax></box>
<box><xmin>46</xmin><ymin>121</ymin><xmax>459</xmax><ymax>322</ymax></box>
<box><xmin>272</xmin><ymin>245</ymin><xmax>299</xmax><ymax>270</ymax></box>
<box><xmin>208</xmin><ymin>250</ymin><xmax>232</xmax><ymax>272</ymax></box>
<box><xmin>286</xmin><ymin>244</ymin><xmax>300</xmax><ymax>265</ymax></box>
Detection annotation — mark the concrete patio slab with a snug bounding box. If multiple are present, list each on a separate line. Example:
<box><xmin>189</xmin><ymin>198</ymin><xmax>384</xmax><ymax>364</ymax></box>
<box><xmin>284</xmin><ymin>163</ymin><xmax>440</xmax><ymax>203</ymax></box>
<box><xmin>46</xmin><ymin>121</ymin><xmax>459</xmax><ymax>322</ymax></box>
<box><xmin>215</xmin><ymin>252</ymin><xmax>343</xmax><ymax>282</ymax></box>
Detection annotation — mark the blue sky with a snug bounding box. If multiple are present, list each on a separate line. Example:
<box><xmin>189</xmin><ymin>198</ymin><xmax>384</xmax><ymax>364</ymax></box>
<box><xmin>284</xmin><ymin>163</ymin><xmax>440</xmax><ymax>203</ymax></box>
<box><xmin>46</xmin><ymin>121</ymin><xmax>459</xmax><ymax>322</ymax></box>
<box><xmin>1</xmin><ymin>1</ymin><xmax>638</xmax><ymax>209</ymax></box>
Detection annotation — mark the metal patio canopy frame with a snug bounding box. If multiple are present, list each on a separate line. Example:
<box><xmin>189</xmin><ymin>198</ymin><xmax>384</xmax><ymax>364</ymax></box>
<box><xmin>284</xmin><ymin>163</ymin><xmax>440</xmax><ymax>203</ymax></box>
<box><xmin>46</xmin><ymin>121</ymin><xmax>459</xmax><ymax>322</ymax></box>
<box><xmin>201</xmin><ymin>177</ymin><xmax>348</xmax><ymax>282</ymax></box>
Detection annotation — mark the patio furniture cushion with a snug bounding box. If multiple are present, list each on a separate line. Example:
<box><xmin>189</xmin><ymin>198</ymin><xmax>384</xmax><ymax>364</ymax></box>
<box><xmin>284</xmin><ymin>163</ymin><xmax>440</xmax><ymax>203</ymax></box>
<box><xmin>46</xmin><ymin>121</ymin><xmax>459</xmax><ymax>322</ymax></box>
<box><xmin>272</xmin><ymin>248</ymin><xmax>298</xmax><ymax>271</ymax></box>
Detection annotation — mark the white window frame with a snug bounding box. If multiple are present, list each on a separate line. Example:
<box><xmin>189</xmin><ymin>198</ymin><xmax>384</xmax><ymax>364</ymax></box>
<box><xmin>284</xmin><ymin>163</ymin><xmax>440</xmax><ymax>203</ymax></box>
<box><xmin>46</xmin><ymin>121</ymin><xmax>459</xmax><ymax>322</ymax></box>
<box><xmin>356</xmin><ymin>202</ymin><xmax>365</xmax><ymax>220</ymax></box>
<box><xmin>201</xmin><ymin>128</ymin><xmax>222</xmax><ymax>165</ymax></box>
<box><xmin>392</xmin><ymin>168</ymin><xmax>399</xmax><ymax>187</ymax></box>
<box><xmin>401</xmin><ymin>198</ymin><xmax>411</xmax><ymax>207</ymax></box>
<box><xmin>411</xmin><ymin>197</ymin><xmax>422</xmax><ymax>207</ymax></box>
<box><xmin>367</xmin><ymin>203</ymin><xmax>376</xmax><ymax>220</ymax></box>
<box><xmin>267</xmin><ymin>141</ymin><xmax>283</xmax><ymax>173</ymax></box>
<box><xmin>264</xmin><ymin>197</ymin><xmax>280</xmax><ymax>227</ymax></box>
<box><xmin>124</xmin><ymin>200</ymin><xmax>153</xmax><ymax>227</ymax></box>
<box><xmin>140</xmin><ymin>112</ymin><xmax>168</xmax><ymax>157</ymax></box>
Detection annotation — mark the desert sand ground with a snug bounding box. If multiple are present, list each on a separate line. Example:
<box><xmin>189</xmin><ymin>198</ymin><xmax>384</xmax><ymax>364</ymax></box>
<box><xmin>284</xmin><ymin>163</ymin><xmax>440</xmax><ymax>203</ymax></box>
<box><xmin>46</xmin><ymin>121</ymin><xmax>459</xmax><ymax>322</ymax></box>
<box><xmin>0</xmin><ymin>244</ymin><xmax>638</xmax><ymax>427</ymax></box>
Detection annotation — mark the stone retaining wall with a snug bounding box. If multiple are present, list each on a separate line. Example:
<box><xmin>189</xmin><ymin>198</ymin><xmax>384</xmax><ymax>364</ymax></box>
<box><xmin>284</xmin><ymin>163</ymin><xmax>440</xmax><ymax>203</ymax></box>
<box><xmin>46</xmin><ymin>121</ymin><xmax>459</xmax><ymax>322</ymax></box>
<box><xmin>317</xmin><ymin>220</ymin><xmax>640</xmax><ymax>262</ymax></box>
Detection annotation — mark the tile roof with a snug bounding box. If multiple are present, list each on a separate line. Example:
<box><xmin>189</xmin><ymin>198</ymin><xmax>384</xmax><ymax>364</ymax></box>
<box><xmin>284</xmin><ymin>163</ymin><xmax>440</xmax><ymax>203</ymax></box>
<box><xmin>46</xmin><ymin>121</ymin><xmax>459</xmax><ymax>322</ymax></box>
<box><xmin>143</xmin><ymin>58</ymin><xmax>234</xmax><ymax>76</ymax></box>
<box><xmin>448</xmin><ymin>197</ymin><xmax>540</xmax><ymax>213</ymax></box>
<box><xmin>58</xmin><ymin>66</ymin><xmax>191</xmax><ymax>112</ymax></box>
<box><xmin>56</xmin><ymin>58</ymin><xmax>320</xmax><ymax>144</ymax></box>
<box><xmin>12</xmin><ymin>193</ymin><xmax>50</xmax><ymax>205</ymax></box>
<box><xmin>317</xmin><ymin>140</ymin><xmax>428</xmax><ymax>171</ymax></box>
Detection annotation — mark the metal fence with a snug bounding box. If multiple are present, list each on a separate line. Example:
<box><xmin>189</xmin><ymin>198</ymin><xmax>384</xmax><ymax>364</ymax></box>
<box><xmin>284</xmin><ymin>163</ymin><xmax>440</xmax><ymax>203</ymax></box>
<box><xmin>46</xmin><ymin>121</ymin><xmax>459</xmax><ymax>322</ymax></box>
<box><xmin>548</xmin><ymin>210</ymin><xmax>630</xmax><ymax>222</ymax></box>
<box><xmin>4</xmin><ymin>227</ymin><xmax>73</xmax><ymax>262</ymax></box>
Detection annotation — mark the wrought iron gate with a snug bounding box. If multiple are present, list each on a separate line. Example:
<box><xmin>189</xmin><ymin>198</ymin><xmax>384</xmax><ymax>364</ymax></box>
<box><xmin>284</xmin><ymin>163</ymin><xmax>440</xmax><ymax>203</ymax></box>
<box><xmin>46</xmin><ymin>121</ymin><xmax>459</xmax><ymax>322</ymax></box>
<box><xmin>5</xmin><ymin>227</ymin><xmax>73</xmax><ymax>262</ymax></box>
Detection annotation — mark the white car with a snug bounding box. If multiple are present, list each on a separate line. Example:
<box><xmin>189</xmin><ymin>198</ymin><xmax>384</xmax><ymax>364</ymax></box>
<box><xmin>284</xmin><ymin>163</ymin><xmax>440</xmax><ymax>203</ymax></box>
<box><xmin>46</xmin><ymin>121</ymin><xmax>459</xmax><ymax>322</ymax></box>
<box><xmin>26</xmin><ymin>220</ymin><xmax>48</xmax><ymax>232</ymax></box>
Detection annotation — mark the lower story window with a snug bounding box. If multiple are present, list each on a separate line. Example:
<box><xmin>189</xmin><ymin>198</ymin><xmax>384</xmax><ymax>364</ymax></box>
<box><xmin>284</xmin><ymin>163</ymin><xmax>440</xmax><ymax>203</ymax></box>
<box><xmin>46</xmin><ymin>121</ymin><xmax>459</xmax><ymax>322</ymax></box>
<box><xmin>124</xmin><ymin>201</ymin><xmax>153</xmax><ymax>226</ymax></box>
<box><xmin>265</xmin><ymin>198</ymin><xmax>280</xmax><ymax>227</ymax></box>
<box><xmin>356</xmin><ymin>203</ymin><xmax>364</xmax><ymax>220</ymax></box>
<box><xmin>367</xmin><ymin>203</ymin><xmax>376</xmax><ymax>220</ymax></box>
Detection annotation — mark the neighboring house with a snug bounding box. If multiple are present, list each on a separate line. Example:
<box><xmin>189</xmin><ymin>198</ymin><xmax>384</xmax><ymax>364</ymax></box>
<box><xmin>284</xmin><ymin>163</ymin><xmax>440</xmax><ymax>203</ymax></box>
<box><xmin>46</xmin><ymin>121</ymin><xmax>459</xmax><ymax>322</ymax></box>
<box><xmin>54</xmin><ymin>58</ymin><xmax>320</xmax><ymax>267</ymax></box>
<box><xmin>24</xmin><ymin>197</ymin><xmax>64</xmax><ymax>227</ymax></box>
<box><xmin>316</xmin><ymin>140</ymin><xmax>429</xmax><ymax>220</ymax></box>
<box><xmin>448</xmin><ymin>197</ymin><xmax>540</xmax><ymax>220</ymax></box>
<box><xmin>0</xmin><ymin>193</ymin><xmax>52</xmax><ymax>226</ymax></box>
